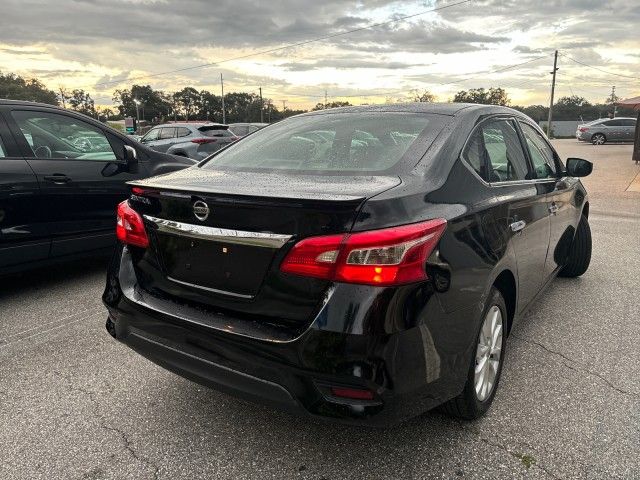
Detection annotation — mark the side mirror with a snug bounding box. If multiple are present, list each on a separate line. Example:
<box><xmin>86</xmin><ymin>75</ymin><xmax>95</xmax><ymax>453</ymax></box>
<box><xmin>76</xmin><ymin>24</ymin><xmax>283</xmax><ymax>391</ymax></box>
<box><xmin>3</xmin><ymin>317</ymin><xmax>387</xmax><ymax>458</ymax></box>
<box><xmin>566</xmin><ymin>158</ymin><xmax>592</xmax><ymax>177</ymax></box>
<box><xmin>123</xmin><ymin>145</ymin><xmax>139</xmax><ymax>173</ymax></box>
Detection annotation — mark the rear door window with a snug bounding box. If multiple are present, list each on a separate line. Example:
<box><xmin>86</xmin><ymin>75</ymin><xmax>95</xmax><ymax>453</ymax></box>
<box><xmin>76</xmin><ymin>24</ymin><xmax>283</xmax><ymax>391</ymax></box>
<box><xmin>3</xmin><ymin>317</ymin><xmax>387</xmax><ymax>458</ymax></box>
<box><xmin>0</xmin><ymin>136</ymin><xmax>6</xmax><ymax>157</ymax></box>
<box><xmin>202</xmin><ymin>112</ymin><xmax>443</xmax><ymax>173</ymax></box>
<box><xmin>519</xmin><ymin>122</ymin><xmax>557</xmax><ymax>179</ymax></box>
<box><xmin>159</xmin><ymin>127</ymin><xmax>176</xmax><ymax>140</ymax></box>
<box><xmin>464</xmin><ymin>119</ymin><xmax>529</xmax><ymax>182</ymax></box>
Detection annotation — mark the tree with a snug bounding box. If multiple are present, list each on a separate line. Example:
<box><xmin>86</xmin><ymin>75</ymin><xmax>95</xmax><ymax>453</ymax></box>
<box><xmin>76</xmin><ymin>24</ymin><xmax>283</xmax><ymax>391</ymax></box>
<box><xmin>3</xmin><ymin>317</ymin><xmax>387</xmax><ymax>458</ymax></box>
<box><xmin>311</xmin><ymin>100</ymin><xmax>352</xmax><ymax>111</ymax></box>
<box><xmin>96</xmin><ymin>107</ymin><xmax>115</xmax><ymax>122</ymax></box>
<box><xmin>199</xmin><ymin>90</ymin><xmax>222</xmax><ymax>122</ymax></box>
<box><xmin>408</xmin><ymin>89</ymin><xmax>436</xmax><ymax>103</ymax></box>
<box><xmin>453</xmin><ymin>87</ymin><xmax>510</xmax><ymax>106</ymax></box>
<box><xmin>67</xmin><ymin>89</ymin><xmax>96</xmax><ymax>116</ymax></box>
<box><xmin>0</xmin><ymin>72</ymin><xmax>58</xmax><ymax>105</ymax></box>
<box><xmin>173</xmin><ymin>87</ymin><xmax>201</xmax><ymax>121</ymax></box>
<box><xmin>113</xmin><ymin>85</ymin><xmax>171</xmax><ymax>121</ymax></box>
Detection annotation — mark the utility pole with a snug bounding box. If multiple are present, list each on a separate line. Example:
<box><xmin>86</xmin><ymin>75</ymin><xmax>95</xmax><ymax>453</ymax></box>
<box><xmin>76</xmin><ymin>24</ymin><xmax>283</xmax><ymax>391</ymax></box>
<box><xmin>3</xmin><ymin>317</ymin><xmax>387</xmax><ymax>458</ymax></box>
<box><xmin>546</xmin><ymin>50</ymin><xmax>559</xmax><ymax>138</ymax></box>
<box><xmin>259</xmin><ymin>87</ymin><xmax>264</xmax><ymax>123</ymax></box>
<box><xmin>610</xmin><ymin>86</ymin><xmax>618</xmax><ymax>117</ymax></box>
<box><xmin>282</xmin><ymin>100</ymin><xmax>287</xmax><ymax>113</ymax></box>
<box><xmin>220</xmin><ymin>73</ymin><xmax>226</xmax><ymax>124</ymax></box>
<box><xmin>324</xmin><ymin>90</ymin><xmax>328</xmax><ymax>109</ymax></box>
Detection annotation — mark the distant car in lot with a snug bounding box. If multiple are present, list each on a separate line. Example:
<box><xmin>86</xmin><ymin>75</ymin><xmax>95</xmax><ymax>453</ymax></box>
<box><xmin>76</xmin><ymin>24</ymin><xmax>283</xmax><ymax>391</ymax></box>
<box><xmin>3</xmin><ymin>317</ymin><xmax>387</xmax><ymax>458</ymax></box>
<box><xmin>576</xmin><ymin>117</ymin><xmax>636</xmax><ymax>144</ymax></box>
<box><xmin>139</xmin><ymin>123</ymin><xmax>239</xmax><ymax>160</ymax></box>
<box><xmin>228</xmin><ymin>122</ymin><xmax>268</xmax><ymax>137</ymax></box>
<box><xmin>104</xmin><ymin>103</ymin><xmax>593</xmax><ymax>425</ymax></box>
<box><xmin>0</xmin><ymin>99</ymin><xmax>195</xmax><ymax>275</ymax></box>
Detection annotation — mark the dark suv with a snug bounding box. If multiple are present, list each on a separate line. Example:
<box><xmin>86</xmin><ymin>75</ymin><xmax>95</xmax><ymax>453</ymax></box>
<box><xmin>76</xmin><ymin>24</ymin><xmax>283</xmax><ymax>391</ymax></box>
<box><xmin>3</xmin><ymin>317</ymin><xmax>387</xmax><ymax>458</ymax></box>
<box><xmin>0</xmin><ymin>100</ymin><xmax>194</xmax><ymax>274</ymax></box>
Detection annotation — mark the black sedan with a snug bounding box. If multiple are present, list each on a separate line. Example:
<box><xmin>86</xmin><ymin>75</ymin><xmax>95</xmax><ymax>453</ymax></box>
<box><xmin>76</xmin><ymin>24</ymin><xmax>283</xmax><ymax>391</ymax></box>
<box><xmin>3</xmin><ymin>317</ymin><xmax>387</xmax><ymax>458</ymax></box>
<box><xmin>0</xmin><ymin>100</ymin><xmax>195</xmax><ymax>275</ymax></box>
<box><xmin>103</xmin><ymin>103</ymin><xmax>592</xmax><ymax>425</ymax></box>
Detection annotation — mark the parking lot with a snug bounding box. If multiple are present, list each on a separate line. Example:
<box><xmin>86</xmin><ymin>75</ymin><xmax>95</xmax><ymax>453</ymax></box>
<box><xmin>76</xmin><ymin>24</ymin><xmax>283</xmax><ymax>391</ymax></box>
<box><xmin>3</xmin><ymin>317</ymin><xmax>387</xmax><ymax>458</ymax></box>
<box><xmin>0</xmin><ymin>139</ymin><xmax>638</xmax><ymax>480</ymax></box>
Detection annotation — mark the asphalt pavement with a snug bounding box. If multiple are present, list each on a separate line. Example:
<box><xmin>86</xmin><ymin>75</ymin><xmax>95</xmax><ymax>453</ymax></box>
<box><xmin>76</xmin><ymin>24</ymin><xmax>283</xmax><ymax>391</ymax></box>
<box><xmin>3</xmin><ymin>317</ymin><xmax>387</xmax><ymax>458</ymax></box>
<box><xmin>1</xmin><ymin>139</ymin><xmax>638</xmax><ymax>480</ymax></box>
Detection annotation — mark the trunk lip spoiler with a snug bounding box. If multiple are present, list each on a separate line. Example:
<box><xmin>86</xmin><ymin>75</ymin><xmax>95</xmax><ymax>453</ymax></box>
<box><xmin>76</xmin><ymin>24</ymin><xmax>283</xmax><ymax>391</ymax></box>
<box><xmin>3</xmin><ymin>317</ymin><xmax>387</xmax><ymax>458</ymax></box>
<box><xmin>143</xmin><ymin>215</ymin><xmax>292</xmax><ymax>249</ymax></box>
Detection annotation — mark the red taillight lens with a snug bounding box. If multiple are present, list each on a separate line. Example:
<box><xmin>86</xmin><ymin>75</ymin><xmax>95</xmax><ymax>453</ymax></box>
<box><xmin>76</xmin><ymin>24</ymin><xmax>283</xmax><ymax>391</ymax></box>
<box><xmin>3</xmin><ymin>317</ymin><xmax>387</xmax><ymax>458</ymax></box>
<box><xmin>280</xmin><ymin>219</ymin><xmax>447</xmax><ymax>286</ymax></box>
<box><xmin>116</xmin><ymin>200</ymin><xmax>149</xmax><ymax>248</ymax></box>
<box><xmin>330</xmin><ymin>387</ymin><xmax>375</xmax><ymax>400</ymax></box>
<box><xmin>191</xmin><ymin>138</ymin><xmax>216</xmax><ymax>144</ymax></box>
<box><xmin>579</xmin><ymin>127</ymin><xmax>588</xmax><ymax>132</ymax></box>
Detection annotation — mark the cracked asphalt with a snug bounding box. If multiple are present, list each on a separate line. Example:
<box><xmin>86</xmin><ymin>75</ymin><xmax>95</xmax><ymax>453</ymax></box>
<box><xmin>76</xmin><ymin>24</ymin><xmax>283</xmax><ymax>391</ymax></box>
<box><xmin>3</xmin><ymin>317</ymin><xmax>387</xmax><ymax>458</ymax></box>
<box><xmin>1</xmin><ymin>140</ymin><xmax>638</xmax><ymax>480</ymax></box>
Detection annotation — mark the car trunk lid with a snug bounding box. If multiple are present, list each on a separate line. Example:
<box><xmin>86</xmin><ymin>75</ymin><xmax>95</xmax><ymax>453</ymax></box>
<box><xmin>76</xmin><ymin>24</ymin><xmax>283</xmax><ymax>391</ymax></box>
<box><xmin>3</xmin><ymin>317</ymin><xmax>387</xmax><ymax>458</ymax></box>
<box><xmin>127</xmin><ymin>170</ymin><xmax>401</xmax><ymax>322</ymax></box>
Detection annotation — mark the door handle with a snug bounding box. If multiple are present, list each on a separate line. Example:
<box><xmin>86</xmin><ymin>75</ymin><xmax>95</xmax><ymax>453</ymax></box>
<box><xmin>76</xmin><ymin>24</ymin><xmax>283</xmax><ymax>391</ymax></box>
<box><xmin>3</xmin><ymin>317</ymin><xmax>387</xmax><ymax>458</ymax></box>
<box><xmin>509</xmin><ymin>220</ymin><xmax>526</xmax><ymax>233</ymax></box>
<box><xmin>548</xmin><ymin>203</ymin><xmax>559</xmax><ymax>215</ymax></box>
<box><xmin>43</xmin><ymin>174</ymin><xmax>72</xmax><ymax>184</ymax></box>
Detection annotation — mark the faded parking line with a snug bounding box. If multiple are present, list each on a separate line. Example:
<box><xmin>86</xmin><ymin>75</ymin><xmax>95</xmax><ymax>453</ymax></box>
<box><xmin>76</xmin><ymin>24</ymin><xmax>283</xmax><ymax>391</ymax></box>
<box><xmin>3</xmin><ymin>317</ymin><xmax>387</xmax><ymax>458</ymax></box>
<box><xmin>0</xmin><ymin>306</ymin><xmax>105</xmax><ymax>349</ymax></box>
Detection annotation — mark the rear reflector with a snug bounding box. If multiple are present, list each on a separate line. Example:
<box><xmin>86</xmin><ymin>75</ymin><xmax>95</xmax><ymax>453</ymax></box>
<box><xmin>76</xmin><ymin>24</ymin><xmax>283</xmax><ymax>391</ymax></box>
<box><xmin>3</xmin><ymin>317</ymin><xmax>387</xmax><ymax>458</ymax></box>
<box><xmin>116</xmin><ymin>200</ymin><xmax>149</xmax><ymax>248</ymax></box>
<box><xmin>330</xmin><ymin>387</ymin><xmax>375</xmax><ymax>400</ymax></box>
<box><xmin>280</xmin><ymin>219</ymin><xmax>447</xmax><ymax>286</ymax></box>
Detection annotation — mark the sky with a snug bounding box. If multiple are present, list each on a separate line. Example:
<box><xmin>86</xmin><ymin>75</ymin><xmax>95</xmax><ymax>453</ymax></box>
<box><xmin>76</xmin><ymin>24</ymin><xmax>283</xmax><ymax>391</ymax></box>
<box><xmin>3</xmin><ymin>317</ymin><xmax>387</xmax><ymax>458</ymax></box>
<box><xmin>0</xmin><ymin>0</ymin><xmax>638</xmax><ymax>109</ymax></box>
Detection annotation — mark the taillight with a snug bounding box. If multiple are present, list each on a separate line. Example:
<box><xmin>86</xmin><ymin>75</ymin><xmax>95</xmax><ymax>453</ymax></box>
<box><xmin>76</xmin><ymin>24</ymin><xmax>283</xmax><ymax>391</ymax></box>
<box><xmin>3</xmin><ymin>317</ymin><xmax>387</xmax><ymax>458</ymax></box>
<box><xmin>116</xmin><ymin>200</ymin><xmax>149</xmax><ymax>248</ymax></box>
<box><xmin>191</xmin><ymin>138</ymin><xmax>216</xmax><ymax>144</ymax></box>
<box><xmin>579</xmin><ymin>127</ymin><xmax>588</xmax><ymax>132</ymax></box>
<box><xmin>280</xmin><ymin>219</ymin><xmax>446</xmax><ymax>286</ymax></box>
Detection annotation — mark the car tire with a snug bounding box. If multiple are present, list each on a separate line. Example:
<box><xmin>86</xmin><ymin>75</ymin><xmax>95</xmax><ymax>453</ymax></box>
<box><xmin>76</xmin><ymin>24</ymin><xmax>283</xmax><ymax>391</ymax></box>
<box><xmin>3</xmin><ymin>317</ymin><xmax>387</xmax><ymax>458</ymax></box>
<box><xmin>558</xmin><ymin>215</ymin><xmax>592</xmax><ymax>277</ymax></box>
<box><xmin>441</xmin><ymin>287</ymin><xmax>507</xmax><ymax>420</ymax></box>
<box><xmin>591</xmin><ymin>133</ymin><xmax>606</xmax><ymax>145</ymax></box>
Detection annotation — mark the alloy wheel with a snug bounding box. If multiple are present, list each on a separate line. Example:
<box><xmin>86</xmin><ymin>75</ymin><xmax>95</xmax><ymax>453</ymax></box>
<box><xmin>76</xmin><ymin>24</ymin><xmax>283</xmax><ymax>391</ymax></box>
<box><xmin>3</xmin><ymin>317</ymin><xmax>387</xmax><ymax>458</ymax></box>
<box><xmin>474</xmin><ymin>305</ymin><xmax>503</xmax><ymax>402</ymax></box>
<box><xmin>592</xmin><ymin>134</ymin><xmax>605</xmax><ymax>145</ymax></box>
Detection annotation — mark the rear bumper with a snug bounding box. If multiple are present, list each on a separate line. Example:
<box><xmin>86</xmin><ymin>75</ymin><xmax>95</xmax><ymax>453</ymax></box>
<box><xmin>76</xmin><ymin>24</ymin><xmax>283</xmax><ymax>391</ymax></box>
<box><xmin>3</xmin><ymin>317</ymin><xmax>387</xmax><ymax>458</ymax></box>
<box><xmin>103</xmin><ymin>246</ymin><xmax>479</xmax><ymax>426</ymax></box>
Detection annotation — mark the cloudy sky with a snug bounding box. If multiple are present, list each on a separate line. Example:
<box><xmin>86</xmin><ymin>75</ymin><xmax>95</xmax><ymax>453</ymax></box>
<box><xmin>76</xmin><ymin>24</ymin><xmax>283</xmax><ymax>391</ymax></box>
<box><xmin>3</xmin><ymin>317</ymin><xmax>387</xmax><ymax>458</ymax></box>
<box><xmin>0</xmin><ymin>0</ymin><xmax>638</xmax><ymax>108</ymax></box>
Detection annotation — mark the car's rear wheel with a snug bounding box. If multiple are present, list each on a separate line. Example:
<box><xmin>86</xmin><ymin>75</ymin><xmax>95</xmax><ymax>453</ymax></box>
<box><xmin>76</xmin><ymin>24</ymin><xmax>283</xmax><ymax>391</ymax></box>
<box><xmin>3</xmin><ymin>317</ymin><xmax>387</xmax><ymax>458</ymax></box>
<box><xmin>559</xmin><ymin>215</ymin><xmax>592</xmax><ymax>277</ymax></box>
<box><xmin>441</xmin><ymin>288</ymin><xmax>507</xmax><ymax>420</ymax></box>
<box><xmin>591</xmin><ymin>133</ymin><xmax>606</xmax><ymax>145</ymax></box>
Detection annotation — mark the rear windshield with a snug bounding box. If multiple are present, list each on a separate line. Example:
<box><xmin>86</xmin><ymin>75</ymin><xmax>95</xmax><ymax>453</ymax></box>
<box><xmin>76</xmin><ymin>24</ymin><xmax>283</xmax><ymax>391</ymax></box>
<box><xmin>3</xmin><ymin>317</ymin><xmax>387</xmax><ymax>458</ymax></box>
<box><xmin>200</xmin><ymin>112</ymin><xmax>444</xmax><ymax>174</ymax></box>
<box><xmin>199</xmin><ymin>125</ymin><xmax>233</xmax><ymax>138</ymax></box>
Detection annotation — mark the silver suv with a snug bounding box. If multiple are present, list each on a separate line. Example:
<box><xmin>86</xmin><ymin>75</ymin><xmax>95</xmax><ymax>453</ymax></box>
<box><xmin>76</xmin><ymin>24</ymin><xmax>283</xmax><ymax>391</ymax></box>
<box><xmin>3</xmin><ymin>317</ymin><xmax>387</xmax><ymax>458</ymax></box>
<box><xmin>140</xmin><ymin>123</ymin><xmax>239</xmax><ymax>159</ymax></box>
<box><xmin>576</xmin><ymin>117</ymin><xmax>636</xmax><ymax>145</ymax></box>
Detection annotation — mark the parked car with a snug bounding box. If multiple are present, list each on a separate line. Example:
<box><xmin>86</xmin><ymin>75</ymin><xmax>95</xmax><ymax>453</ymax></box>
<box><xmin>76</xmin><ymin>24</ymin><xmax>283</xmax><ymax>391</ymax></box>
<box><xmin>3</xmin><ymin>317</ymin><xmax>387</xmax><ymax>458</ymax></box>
<box><xmin>0</xmin><ymin>99</ymin><xmax>195</xmax><ymax>275</ymax></box>
<box><xmin>104</xmin><ymin>103</ymin><xmax>592</xmax><ymax>425</ymax></box>
<box><xmin>139</xmin><ymin>123</ymin><xmax>239</xmax><ymax>160</ymax></box>
<box><xmin>576</xmin><ymin>117</ymin><xmax>636</xmax><ymax>144</ymax></box>
<box><xmin>228</xmin><ymin>122</ymin><xmax>268</xmax><ymax>137</ymax></box>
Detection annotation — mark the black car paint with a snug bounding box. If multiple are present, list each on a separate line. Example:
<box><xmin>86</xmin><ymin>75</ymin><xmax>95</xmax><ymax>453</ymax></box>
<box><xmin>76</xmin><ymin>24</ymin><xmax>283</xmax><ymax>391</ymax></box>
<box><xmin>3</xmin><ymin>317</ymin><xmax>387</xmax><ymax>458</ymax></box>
<box><xmin>0</xmin><ymin>100</ymin><xmax>195</xmax><ymax>273</ymax></box>
<box><xmin>103</xmin><ymin>103</ymin><xmax>589</xmax><ymax>425</ymax></box>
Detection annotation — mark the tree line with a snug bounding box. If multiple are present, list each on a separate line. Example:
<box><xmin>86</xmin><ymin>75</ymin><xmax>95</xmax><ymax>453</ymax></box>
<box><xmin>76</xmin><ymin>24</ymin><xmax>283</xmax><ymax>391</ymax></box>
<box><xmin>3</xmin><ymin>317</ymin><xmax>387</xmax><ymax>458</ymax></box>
<box><xmin>1</xmin><ymin>72</ymin><xmax>633</xmax><ymax>125</ymax></box>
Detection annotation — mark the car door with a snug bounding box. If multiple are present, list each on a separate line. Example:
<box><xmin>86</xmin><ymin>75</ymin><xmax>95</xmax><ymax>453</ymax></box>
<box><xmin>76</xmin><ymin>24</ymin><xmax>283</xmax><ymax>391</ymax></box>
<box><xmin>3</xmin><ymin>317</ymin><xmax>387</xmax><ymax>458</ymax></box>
<box><xmin>152</xmin><ymin>127</ymin><xmax>177</xmax><ymax>153</ymax></box>
<box><xmin>469</xmin><ymin>117</ymin><xmax>551</xmax><ymax>309</ymax></box>
<box><xmin>518</xmin><ymin>121</ymin><xmax>572</xmax><ymax>278</ymax></box>
<box><xmin>621</xmin><ymin>119</ymin><xmax>636</xmax><ymax>141</ymax></box>
<box><xmin>139</xmin><ymin>127</ymin><xmax>161</xmax><ymax>150</ymax></box>
<box><xmin>601</xmin><ymin>119</ymin><xmax>620</xmax><ymax>141</ymax></box>
<box><xmin>6</xmin><ymin>108</ymin><xmax>140</xmax><ymax>257</ymax></box>
<box><xmin>0</xmin><ymin>113</ymin><xmax>49</xmax><ymax>268</ymax></box>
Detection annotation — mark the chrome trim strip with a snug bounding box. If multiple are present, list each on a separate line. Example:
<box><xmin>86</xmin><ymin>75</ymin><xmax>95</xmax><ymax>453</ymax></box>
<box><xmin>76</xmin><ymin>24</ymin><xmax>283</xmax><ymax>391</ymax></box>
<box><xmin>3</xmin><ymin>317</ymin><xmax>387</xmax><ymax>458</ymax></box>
<box><xmin>143</xmin><ymin>215</ymin><xmax>292</xmax><ymax>248</ymax></box>
<box><xmin>166</xmin><ymin>276</ymin><xmax>254</xmax><ymax>299</ymax></box>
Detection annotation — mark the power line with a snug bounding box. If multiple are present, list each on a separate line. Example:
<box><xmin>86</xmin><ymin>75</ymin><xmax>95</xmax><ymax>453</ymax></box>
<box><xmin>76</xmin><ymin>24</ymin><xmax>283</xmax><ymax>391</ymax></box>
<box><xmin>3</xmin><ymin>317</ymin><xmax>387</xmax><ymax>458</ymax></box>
<box><xmin>262</xmin><ymin>55</ymin><xmax>549</xmax><ymax>102</ymax></box>
<box><xmin>90</xmin><ymin>0</ymin><xmax>472</xmax><ymax>89</ymax></box>
<box><xmin>559</xmin><ymin>52</ymin><xmax>639</xmax><ymax>80</ymax></box>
